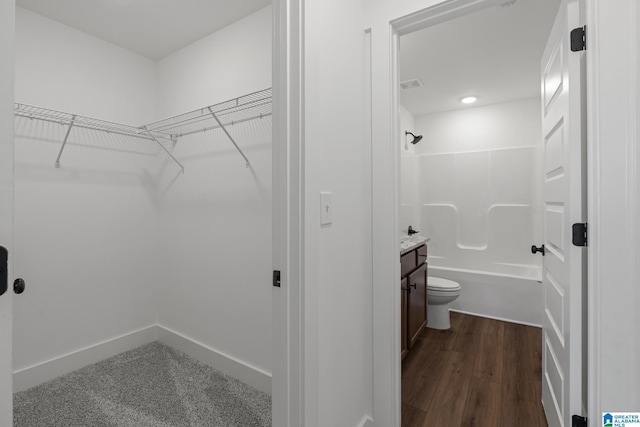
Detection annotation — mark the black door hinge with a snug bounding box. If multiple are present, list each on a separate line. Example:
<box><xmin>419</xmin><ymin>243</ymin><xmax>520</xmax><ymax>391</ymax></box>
<box><xmin>273</xmin><ymin>270</ymin><xmax>281</xmax><ymax>288</ymax></box>
<box><xmin>572</xmin><ymin>414</ymin><xmax>587</xmax><ymax>427</ymax></box>
<box><xmin>572</xmin><ymin>223</ymin><xmax>588</xmax><ymax>247</ymax></box>
<box><xmin>571</xmin><ymin>26</ymin><xmax>586</xmax><ymax>52</ymax></box>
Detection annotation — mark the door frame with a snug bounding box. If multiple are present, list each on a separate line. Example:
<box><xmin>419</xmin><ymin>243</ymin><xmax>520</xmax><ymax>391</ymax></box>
<box><xmin>272</xmin><ymin>0</ymin><xmax>307</xmax><ymax>426</ymax></box>
<box><xmin>371</xmin><ymin>0</ymin><xmax>597</xmax><ymax>425</ymax></box>
<box><xmin>584</xmin><ymin>0</ymin><xmax>640</xmax><ymax>418</ymax></box>
<box><xmin>0</xmin><ymin>0</ymin><xmax>15</xmax><ymax>424</ymax></box>
<box><xmin>0</xmin><ymin>1</ymin><xmax>302</xmax><ymax>424</ymax></box>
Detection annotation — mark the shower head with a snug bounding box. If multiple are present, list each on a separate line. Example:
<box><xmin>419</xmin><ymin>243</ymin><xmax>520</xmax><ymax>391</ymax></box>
<box><xmin>405</xmin><ymin>131</ymin><xmax>423</xmax><ymax>145</ymax></box>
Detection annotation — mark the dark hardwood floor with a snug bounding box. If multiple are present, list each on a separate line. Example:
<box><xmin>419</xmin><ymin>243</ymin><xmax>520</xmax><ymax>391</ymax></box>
<box><xmin>402</xmin><ymin>312</ymin><xmax>548</xmax><ymax>427</ymax></box>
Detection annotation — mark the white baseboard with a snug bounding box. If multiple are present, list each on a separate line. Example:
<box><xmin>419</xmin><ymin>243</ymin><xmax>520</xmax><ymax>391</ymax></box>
<box><xmin>450</xmin><ymin>309</ymin><xmax>542</xmax><ymax>328</ymax></box>
<box><xmin>157</xmin><ymin>325</ymin><xmax>272</xmax><ymax>396</ymax></box>
<box><xmin>13</xmin><ymin>325</ymin><xmax>158</xmax><ymax>393</ymax></box>
<box><xmin>357</xmin><ymin>416</ymin><xmax>374</xmax><ymax>427</ymax></box>
<box><xmin>13</xmin><ymin>324</ymin><xmax>272</xmax><ymax>397</ymax></box>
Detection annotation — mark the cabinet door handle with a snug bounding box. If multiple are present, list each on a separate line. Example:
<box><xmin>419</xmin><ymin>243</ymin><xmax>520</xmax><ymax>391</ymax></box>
<box><xmin>410</xmin><ymin>283</ymin><xmax>417</xmax><ymax>289</ymax></box>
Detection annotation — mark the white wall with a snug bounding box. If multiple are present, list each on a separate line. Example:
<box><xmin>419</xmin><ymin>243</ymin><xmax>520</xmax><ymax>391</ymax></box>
<box><xmin>399</xmin><ymin>105</ymin><xmax>417</xmax><ymax>154</ymax></box>
<box><xmin>14</xmin><ymin>8</ymin><xmax>158</xmax><ymax>125</ymax></box>
<box><xmin>400</xmin><ymin>105</ymin><xmax>419</xmax><ymax>233</ymax></box>
<box><xmin>155</xmin><ymin>6</ymin><xmax>273</xmax><ymax>381</ymax></box>
<box><xmin>413</xmin><ymin>98</ymin><xmax>543</xmax><ymax>272</ymax></box>
<box><xmin>13</xmin><ymin>7</ymin><xmax>160</xmax><ymax>377</ymax></box>
<box><xmin>304</xmin><ymin>0</ymin><xmax>373</xmax><ymax>425</ymax></box>
<box><xmin>414</xmin><ymin>97</ymin><xmax>541</xmax><ymax>155</ymax></box>
<box><xmin>157</xmin><ymin>7</ymin><xmax>272</xmax><ymax>118</ymax></box>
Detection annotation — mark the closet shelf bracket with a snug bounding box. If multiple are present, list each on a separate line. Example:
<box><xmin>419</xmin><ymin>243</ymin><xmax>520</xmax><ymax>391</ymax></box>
<box><xmin>141</xmin><ymin>126</ymin><xmax>185</xmax><ymax>174</ymax></box>
<box><xmin>55</xmin><ymin>115</ymin><xmax>76</xmax><ymax>168</ymax></box>
<box><xmin>207</xmin><ymin>107</ymin><xmax>250</xmax><ymax>167</ymax></box>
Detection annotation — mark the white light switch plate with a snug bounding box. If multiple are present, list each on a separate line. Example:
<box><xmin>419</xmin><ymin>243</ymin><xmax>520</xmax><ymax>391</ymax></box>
<box><xmin>320</xmin><ymin>192</ymin><xmax>332</xmax><ymax>225</ymax></box>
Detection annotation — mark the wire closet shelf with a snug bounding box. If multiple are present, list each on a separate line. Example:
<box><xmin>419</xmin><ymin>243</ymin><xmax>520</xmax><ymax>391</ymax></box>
<box><xmin>14</xmin><ymin>87</ymin><xmax>273</xmax><ymax>170</ymax></box>
<box><xmin>144</xmin><ymin>88</ymin><xmax>273</xmax><ymax>167</ymax></box>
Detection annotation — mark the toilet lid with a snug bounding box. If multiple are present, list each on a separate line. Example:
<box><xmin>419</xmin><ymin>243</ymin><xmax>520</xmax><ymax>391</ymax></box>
<box><xmin>427</xmin><ymin>276</ymin><xmax>461</xmax><ymax>291</ymax></box>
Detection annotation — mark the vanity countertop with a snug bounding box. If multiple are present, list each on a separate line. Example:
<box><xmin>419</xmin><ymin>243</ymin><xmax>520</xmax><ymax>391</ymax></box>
<box><xmin>400</xmin><ymin>235</ymin><xmax>430</xmax><ymax>255</ymax></box>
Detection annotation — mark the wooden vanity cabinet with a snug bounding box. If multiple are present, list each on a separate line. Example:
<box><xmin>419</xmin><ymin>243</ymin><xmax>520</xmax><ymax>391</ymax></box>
<box><xmin>401</xmin><ymin>277</ymin><xmax>408</xmax><ymax>359</ymax></box>
<box><xmin>401</xmin><ymin>244</ymin><xmax>428</xmax><ymax>358</ymax></box>
<box><xmin>401</xmin><ymin>250</ymin><xmax>417</xmax><ymax>277</ymax></box>
<box><xmin>408</xmin><ymin>263</ymin><xmax>427</xmax><ymax>348</ymax></box>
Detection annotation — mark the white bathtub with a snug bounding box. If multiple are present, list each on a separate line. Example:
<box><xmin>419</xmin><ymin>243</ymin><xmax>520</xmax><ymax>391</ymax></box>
<box><xmin>428</xmin><ymin>262</ymin><xmax>543</xmax><ymax>327</ymax></box>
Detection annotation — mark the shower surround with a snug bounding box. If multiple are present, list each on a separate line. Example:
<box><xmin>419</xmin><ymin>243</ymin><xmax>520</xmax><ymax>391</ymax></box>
<box><xmin>401</xmin><ymin>97</ymin><xmax>543</xmax><ymax>326</ymax></box>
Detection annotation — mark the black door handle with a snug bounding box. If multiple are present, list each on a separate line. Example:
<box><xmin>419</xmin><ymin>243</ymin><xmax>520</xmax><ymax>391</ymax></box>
<box><xmin>0</xmin><ymin>246</ymin><xmax>7</xmax><ymax>296</ymax></box>
<box><xmin>14</xmin><ymin>278</ymin><xmax>25</xmax><ymax>294</ymax></box>
<box><xmin>531</xmin><ymin>244</ymin><xmax>545</xmax><ymax>256</ymax></box>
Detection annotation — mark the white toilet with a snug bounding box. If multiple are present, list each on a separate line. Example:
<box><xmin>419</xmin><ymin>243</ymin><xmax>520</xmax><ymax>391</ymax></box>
<box><xmin>427</xmin><ymin>276</ymin><xmax>461</xmax><ymax>330</ymax></box>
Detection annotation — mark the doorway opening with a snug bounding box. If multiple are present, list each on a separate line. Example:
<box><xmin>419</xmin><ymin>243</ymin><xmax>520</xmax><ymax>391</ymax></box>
<box><xmin>9</xmin><ymin>1</ymin><xmax>276</xmax><ymax>425</ymax></box>
<box><xmin>395</xmin><ymin>0</ymin><xmax>577</xmax><ymax>425</ymax></box>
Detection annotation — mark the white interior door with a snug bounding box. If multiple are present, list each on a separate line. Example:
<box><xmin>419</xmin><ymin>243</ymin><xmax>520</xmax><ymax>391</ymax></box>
<box><xmin>0</xmin><ymin>0</ymin><xmax>16</xmax><ymax>423</ymax></box>
<box><xmin>540</xmin><ymin>0</ymin><xmax>587</xmax><ymax>426</ymax></box>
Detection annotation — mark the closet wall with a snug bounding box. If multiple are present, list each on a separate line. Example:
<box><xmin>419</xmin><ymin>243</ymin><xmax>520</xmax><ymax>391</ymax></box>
<box><xmin>13</xmin><ymin>7</ymin><xmax>161</xmax><ymax>388</ymax></box>
<box><xmin>155</xmin><ymin>6</ymin><xmax>273</xmax><ymax>384</ymax></box>
<box><xmin>12</xmin><ymin>5</ymin><xmax>273</xmax><ymax>393</ymax></box>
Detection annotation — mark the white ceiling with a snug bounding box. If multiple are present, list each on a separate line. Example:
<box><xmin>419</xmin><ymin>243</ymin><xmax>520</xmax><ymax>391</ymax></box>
<box><xmin>400</xmin><ymin>0</ymin><xmax>560</xmax><ymax>117</ymax></box>
<box><xmin>16</xmin><ymin>0</ymin><xmax>272</xmax><ymax>60</ymax></box>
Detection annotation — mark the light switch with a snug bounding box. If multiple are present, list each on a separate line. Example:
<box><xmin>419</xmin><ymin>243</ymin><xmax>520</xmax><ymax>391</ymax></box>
<box><xmin>320</xmin><ymin>192</ymin><xmax>332</xmax><ymax>225</ymax></box>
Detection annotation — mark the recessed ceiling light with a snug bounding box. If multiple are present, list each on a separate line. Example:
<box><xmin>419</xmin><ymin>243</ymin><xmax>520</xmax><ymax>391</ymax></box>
<box><xmin>460</xmin><ymin>96</ymin><xmax>477</xmax><ymax>104</ymax></box>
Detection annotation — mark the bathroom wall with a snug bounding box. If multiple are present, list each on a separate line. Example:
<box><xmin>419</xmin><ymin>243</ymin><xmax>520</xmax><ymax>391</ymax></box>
<box><xmin>400</xmin><ymin>105</ymin><xmax>419</xmax><ymax>233</ymax></box>
<box><xmin>413</xmin><ymin>97</ymin><xmax>543</xmax><ymax>274</ymax></box>
<box><xmin>155</xmin><ymin>6</ymin><xmax>273</xmax><ymax>389</ymax></box>
<box><xmin>13</xmin><ymin>7</ymin><xmax>161</xmax><ymax>387</ymax></box>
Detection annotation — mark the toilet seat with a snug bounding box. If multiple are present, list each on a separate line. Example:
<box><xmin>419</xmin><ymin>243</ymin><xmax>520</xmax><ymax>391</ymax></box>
<box><xmin>427</xmin><ymin>276</ymin><xmax>461</xmax><ymax>292</ymax></box>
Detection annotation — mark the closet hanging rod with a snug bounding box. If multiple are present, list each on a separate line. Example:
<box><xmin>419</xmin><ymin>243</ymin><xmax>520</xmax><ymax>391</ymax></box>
<box><xmin>144</xmin><ymin>88</ymin><xmax>272</xmax><ymax>137</ymax></box>
<box><xmin>143</xmin><ymin>88</ymin><xmax>272</xmax><ymax>167</ymax></box>
<box><xmin>147</xmin><ymin>99</ymin><xmax>272</xmax><ymax>136</ymax></box>
<box><xmin>14</xmin><ymin>103</ymin><xmax>182</xmax><ymax>170</ymax></box>
<box><xmin>14</xmin><ymin>103</ymin><xmax>173</xmax><ymax>142</ymax></box>
<box><xmin>15</xmin><ymin>88</ymin><xmax>272</xmax><ymax>171</ymax></box>
<box><xmin>14</xmin><ymin>112</ymin><xmax>157</xmax><ymax>141</ymax></box>
<box><xmin>171</xmin><ymin>110</ymin><xmax>272</xmax><ymax>139</ymax></box>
